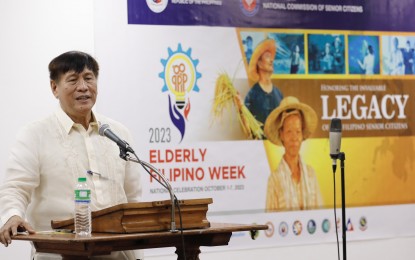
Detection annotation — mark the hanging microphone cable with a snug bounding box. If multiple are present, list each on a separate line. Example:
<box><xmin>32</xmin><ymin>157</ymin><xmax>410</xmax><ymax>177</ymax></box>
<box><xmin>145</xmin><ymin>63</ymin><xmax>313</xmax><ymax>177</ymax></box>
<box><xmin>333</xmin><ymin>168</ymin><xmax>340</xmax><ymax>260</ymax></box>
<box><xmin>130</xmin><ymin>152</ymin><xmax>187</xmax><ymax>260</ymax></box>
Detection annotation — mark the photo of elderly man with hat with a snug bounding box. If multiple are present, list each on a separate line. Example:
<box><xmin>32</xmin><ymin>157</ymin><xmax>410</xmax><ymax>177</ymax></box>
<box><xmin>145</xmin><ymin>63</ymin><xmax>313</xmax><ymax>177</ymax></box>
<box><xmin>244</xmin><ymin>38</ymin><xmax>284</xmax><ymax>130</ymax></box>
<box><xmin>264</xmin><ymin>96</ymin><xmax>323</xmax><ymax>211</ymax></box>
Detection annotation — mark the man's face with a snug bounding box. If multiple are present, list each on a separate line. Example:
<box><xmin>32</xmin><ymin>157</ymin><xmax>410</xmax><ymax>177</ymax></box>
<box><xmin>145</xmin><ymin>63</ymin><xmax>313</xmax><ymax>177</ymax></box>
<box><xmin>51</xmin><ymin>68</ymin><xmax>97</xmax><ymax>120</ymax></box>
<box><xmin>258</xmin><ymin>51</ymin><xmax>274</xmax><ymax>73</ymax></box>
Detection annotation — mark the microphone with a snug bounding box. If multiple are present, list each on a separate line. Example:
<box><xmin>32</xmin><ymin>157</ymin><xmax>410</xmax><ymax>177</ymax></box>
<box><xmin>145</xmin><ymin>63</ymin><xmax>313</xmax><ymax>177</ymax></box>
<box><xmin>99</xmin><ymin>124</ymin><xmax>135</xmax><ymax>153</ymax></box>
<box><xmin>99</xmin><ymin>124</ymin><xmax>177</xmax><ymax>232</ymax></box>
<box><xmin>329</xmin><ymin>118</ymin><xmax>342</xmax><ymax>173</ymax></box>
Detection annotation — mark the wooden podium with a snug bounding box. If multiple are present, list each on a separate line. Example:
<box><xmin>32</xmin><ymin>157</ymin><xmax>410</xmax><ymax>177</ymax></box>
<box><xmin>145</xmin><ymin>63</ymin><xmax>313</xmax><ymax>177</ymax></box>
<box><xmin>51</xmin><ymin>198</ymin><xmax>212</xmax><ymax>233</ymax></box>
<box><xmin>13</xmin><ymin>198</ymin><xmax>268</xmax><ymax>260</ymax></box>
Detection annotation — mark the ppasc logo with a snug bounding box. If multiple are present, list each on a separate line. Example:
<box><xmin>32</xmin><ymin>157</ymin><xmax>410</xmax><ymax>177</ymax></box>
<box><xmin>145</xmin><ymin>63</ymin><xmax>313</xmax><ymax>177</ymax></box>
<box><xmin>159</xmin><ymin>44</ymin><xmax>202</xmax><ymax>142</ymax></box>
<box><xmin>146</xmin><ymin>0</ymin><xmax>168</xmax><ymax>13</ymax></box>
<box><xmin>240</xmin><ymin>0</ymin><xmax>260</xmax><ymax>17</ymax></box>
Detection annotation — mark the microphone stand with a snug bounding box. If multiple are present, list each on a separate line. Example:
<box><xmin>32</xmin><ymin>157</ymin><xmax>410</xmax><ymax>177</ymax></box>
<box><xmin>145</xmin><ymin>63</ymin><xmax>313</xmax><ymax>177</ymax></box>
<box><xmin>119</xmin><ymin>148</ymin><xmax>178</xmax><ymax>233</ymax></box>
<box><xmin>339</xmin><ymin>152</ymin><xmax>346</xmax><ymax>260</ymax></box>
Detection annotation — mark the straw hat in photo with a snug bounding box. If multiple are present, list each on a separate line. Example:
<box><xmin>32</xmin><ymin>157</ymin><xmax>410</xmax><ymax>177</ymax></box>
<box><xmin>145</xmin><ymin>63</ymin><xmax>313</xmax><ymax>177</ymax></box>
<box><xmin>264</xmin><ymin>96</ymin><xmax>318</xmax><ymax>146</ymax></box>
<box><xmin>248</xmin><ymin>38</ymin><xmax>276</xmax><ymax>82</ymax></box>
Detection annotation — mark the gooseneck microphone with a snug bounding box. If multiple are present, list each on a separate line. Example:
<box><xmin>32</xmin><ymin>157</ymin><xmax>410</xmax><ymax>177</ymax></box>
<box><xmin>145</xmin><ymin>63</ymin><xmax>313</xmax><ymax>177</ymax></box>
<box><xmin>329</xmin><ymin>118</ymin><xmax>342</xmax><ymax>173</ymax></box>
<box><xmin>98</xmin><ymin>123</ymin><xmax>178</xmax><ymax>233</ymax></box>
<box><xmin>99</xmin><ymin>124</ymin><xmax>135</xmax><ymax>153</ymax></box>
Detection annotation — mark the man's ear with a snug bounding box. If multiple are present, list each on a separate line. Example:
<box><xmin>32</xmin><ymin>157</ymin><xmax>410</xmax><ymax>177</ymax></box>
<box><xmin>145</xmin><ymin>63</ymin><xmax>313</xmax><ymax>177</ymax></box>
<box><xmin>50</xmin><ymin>80</ymin><xmax>59</xmax><ymax>99</ymax></box>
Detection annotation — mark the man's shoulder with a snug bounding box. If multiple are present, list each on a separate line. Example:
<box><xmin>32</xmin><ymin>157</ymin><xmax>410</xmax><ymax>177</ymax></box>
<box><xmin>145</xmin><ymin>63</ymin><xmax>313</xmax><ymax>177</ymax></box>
<box><xmin>246</xmin><ymin>83</ymin><xmax>262</xmax><ymax>96</ymax></box>
<box><xmin>21</xmin><ymin>114</ymin><xmax>57</xmax><ymax>131</ymax></box>
<box><xmin>12</xmin><ymin>114</ymin><xmax>57</xmax><ymax>142</ymax></box>
<box><xmin>271</xmin><ymin>85</ymin><xmax>283</xmax><ymax>96</ymax></box>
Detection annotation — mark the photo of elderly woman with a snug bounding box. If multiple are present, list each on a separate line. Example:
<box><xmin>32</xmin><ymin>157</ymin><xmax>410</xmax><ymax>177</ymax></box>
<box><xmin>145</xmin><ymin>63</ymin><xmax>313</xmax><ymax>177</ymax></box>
<box><xmin>264</xmin><ymin>96</ymin><xmax>323</xmax><ymax>211</ymax></box>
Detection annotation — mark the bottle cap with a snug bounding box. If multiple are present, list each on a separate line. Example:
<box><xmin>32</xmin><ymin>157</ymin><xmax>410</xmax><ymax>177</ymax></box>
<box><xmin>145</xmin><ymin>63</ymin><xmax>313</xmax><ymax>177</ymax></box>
<box><xmin>78</xmin><ymin>177</ymin><xmax>87</xmax><ymax>182</ymax></box>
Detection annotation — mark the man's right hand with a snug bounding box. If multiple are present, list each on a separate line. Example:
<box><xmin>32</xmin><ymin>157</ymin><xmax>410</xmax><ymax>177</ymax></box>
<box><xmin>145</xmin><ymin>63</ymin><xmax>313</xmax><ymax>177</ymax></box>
<box><xmin>0</xmin><ymin>215</ymin><xmax>35</xmax><ymax>247</ymax></box>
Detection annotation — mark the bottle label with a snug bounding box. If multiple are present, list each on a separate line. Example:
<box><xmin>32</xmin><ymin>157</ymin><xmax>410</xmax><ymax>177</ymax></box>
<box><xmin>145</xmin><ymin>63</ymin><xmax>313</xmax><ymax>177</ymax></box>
<box><xmin>75</xmin><ymin>189</ymin><xmax>91</xmax><ymax>202</ymax></box>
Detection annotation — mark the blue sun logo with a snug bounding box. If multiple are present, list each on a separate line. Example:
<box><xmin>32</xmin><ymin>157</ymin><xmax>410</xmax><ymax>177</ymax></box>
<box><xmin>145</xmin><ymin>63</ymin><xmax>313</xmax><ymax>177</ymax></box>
<box><xmin>159</xmin><ymin>44</ymin><xmax>202</xmax><ymax>142</ymax></box>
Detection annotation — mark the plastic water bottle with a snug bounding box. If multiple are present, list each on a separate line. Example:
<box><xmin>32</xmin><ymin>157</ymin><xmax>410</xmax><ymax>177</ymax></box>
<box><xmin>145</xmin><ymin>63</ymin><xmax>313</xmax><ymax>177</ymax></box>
<box><xmin>74</xmin><ymin>177</ymin><xmax>91</xmax><ymax>237</ymax></box>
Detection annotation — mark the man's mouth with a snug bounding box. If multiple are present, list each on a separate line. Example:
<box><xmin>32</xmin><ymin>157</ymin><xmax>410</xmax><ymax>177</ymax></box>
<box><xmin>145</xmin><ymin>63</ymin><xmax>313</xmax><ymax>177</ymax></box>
<box><xmin>76</xmin><ymin>95</ymin><xmax>90</xmax><ymax>101</ymax></box>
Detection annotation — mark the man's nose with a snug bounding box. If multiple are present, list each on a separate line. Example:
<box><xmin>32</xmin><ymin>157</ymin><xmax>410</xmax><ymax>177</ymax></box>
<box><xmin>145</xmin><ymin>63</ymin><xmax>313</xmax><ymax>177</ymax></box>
<box><xmin>77</xmin><ymin>79</ymin><xmax>88</xmax><ymax>90</ymax></box>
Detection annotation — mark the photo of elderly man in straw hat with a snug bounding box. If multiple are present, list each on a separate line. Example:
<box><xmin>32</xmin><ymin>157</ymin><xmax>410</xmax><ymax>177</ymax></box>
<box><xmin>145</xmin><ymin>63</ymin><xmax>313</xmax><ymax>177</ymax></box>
<box><xmin>244</xmin><ymin>38</ymin><xmax>284</xmax><ymax>129</ymax></box>
<box><xmin>264</xmin><ymin>96</ymin><xmax>323</xmax><ymax>211</ymax></box>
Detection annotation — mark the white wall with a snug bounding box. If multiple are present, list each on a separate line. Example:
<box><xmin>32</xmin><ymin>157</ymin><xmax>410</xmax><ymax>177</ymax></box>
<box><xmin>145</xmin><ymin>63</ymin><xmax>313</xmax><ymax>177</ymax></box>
<box><xmin>0</xmin><ymin>0</ymin><xmax>414</xmax><ymax>259</ymax></box>
<box><xmin>0</xmin><ymin>0</ymin><xmax>94</xmax><ymax>259</ymax></box>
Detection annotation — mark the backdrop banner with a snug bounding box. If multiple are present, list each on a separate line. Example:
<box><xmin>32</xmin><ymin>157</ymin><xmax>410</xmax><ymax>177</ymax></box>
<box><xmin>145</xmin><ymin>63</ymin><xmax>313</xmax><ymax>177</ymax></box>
<box><xmin>95</xmin><ymin>0</ymin><xmax>415</xmax><ymax>255</ymax></box>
